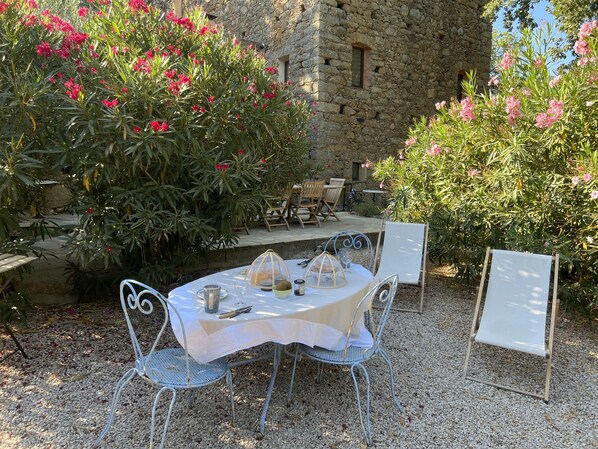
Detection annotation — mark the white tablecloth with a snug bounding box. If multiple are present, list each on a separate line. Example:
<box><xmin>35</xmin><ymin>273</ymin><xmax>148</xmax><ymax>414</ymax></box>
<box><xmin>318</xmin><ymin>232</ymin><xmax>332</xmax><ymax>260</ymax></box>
<box><xmin>168</xmin><ymin>260</ymin><xmax>375</xmax><ymax>363</ymax></box>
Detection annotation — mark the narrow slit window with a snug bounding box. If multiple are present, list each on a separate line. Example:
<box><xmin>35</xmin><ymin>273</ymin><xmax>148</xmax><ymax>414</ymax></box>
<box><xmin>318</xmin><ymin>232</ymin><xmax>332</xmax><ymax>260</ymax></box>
<box><xmin>352</xmin><ymin>47</ymin><xmax>364</xmax><ymax>88</ymax></box>
<box><xmin>279</xmin><ymin>56</ymin><xmax>290</xmax><ymax>83</ymax></box>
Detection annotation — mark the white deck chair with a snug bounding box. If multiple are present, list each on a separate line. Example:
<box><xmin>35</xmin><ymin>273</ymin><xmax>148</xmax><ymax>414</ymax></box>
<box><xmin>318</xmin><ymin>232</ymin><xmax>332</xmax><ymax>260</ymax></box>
<box><xmin>374</xmin><ymin>221</ymin><xmax>428</xmax><ymax>313</ymax></box>
<box><xmin>463</xmin><ymin>248</ymin><xmax>560</xmax><ymax>402</ymax></box>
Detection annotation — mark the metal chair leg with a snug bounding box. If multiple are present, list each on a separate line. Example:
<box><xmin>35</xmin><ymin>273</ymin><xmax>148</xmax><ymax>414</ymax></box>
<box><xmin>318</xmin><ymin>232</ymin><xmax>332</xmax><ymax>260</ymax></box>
<box><xmin>95</xmin><ymin>368</ymin><xmax>136</xmax><ymax>445</ymax></box>
<box><xmin>150</xmin><ymin>387</ymin><xmax>176</xmax><ymax>449</ymax></box>
<box><xmin>351</xmin><ymin>363</ymin><xmax>372</xmax><ymax>446</ymax></box>
<box><xmin>226</xmin><ymin>370</ymin><xmax>236</xmax><ymax>424</ymax></box>
<box><xmin>379</xmin><ymin>349</ymin><xmax>404</xmax><ymax>412</ymax></box>
<box><xmin>288</xmin><ymin>346</ymin><xmax>300</xmax><ymax>404</ymax></box>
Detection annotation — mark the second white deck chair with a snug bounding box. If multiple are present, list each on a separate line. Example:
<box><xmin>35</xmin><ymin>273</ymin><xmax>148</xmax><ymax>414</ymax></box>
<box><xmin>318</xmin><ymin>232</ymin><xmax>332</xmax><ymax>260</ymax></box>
<box><xmin>374</xmin><ymin>221</ymin><xmax>428</xmax><ymax>313</ymax></box>
<box><xmin>463</xmin><ymin>248</ymin><xmax>559</xmax><ymax>402</ymax></box>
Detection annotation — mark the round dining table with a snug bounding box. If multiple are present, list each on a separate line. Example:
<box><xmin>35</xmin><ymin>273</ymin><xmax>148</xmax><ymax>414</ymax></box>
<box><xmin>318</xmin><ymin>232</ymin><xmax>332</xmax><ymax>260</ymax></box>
<box><xmin>168</xmin><ymin>258</ymin><xmax>375</xmax><ymax>433</ymax></box>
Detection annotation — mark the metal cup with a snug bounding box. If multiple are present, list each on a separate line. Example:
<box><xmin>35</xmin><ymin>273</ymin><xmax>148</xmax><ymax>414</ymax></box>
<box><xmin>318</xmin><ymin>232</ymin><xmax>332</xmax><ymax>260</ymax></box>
<box><xmin>203</xmin><ymin>284</ymin><xmax>221</xmax><ymax>314</ymax></box>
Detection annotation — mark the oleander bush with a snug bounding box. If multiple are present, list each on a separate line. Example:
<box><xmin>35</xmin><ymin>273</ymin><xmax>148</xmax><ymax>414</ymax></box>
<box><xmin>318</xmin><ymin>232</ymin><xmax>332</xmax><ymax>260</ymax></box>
<box><xmin>374</xmin><ymin>23</ymin><xmax>598</xmax><ymax>317</ymax></box>
<box><xmin>1</xmin><ymin>0</ymin><xmax>314</xmax><ymax>287</ymax></box>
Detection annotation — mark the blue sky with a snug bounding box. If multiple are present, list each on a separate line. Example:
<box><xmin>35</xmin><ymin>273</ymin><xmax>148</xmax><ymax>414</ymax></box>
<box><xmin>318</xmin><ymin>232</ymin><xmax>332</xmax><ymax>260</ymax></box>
<box><xmin>495</xmin><ymin>1</ymin><xmax>574</xmax><ymax>69</ymax></box>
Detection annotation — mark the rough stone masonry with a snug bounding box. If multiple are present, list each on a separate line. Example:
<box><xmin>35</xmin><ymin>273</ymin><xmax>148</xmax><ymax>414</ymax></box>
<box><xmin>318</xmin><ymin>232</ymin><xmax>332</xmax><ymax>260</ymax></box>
<box><xmin>200</xmin><ymin>0</ymin><xmax>492</xmax><ymax>184</ymax></box>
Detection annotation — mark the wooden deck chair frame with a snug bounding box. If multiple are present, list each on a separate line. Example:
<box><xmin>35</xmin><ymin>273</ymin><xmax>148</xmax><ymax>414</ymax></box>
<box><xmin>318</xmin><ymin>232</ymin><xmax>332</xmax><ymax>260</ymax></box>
<box><xmin>318</xmin><ymin>178</ymin><xmax>345</xmax><ymax>222</ymax></box>
<box><xmin>373</xmin><ymin>221</ymin><xmax>428</xmax><ymax>314</ymax></box>
<box><xmin>1</xmin><ymin>253</ymin><xmax>36</xmax><ymax>362</ymax></box>
<box><xmin>463</xmin><ymin>247</ymin><xmax>560</xmax><ymax>402</ymax></box>
<box><xmin>262</xmin><ymin>193</ymin><xmax>290</xmax><ymax>232</ymax></box>
<box><xmin>289</xmin><ymin>180</ymin><xmax>325</xmax><ymax>228</ymax></box>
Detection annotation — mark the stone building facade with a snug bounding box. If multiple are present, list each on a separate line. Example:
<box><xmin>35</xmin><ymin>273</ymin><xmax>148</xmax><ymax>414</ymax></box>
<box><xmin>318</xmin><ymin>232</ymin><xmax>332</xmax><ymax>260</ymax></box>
<box><xmin>197</xmin><ymin>0</ymin><xmax>492</xmax><ymax>184</ymax></box>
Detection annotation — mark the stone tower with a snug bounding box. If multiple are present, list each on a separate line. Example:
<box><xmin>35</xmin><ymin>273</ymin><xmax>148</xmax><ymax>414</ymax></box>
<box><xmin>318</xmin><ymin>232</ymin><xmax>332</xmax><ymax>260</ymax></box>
<box><xmin>200</xmin><ymin>0</ymin><xmax>492</xmax><ymax>184</ymax></box>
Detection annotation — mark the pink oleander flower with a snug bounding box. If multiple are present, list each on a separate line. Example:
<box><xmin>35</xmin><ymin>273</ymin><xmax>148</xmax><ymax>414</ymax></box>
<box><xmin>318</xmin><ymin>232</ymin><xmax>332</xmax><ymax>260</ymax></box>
<box><xmin>435</xmin><ymin>101</ymin><xmax>446</xmax><ymax>110</ymax></box>
<box><xmin>427</xmin><ymin>143</ymin><xmax>443</xmax><ymax>157</ymax></box>
<box><xmin>583</xmin><ymin>173</ymin><xmax>593</xmax><ymax>182</ymax></box>
<box><xmin>536</xmin><ymin>99</ymin><xmax>564</xmax><ymax>128</ymax></box>
<box><xmin>208</xmin><ymin>96</ymin><xmax>215</xmax><ymax>103</ymax></box>
<box><xmin>591</xmin><ymin>190</ymin><xmax>598</xmax><ymax>200</ymax></box>
<box><xmin>549</xmin><ymin>75</ymin><xmax>562</xmax><ymax>88</ymax></box>
<box><xmin>459</xmin><ymin>97</ymin><xmax>476</xmax><ymax>121</ymax></box>
<box><xmin>578</xmin><ymin>56</ymin><xmax>596</xmax><ymax>67</ymax></box>
<box><xmin>505</xmin><ymin>96</ymin><xmax>522</xmax><ymax>126</ymax></box>
<box><xmin>64</xmin><ymin>78</ymin><xmax>82</xmax><ymax>100</ymax></box>
<box><xmin>533</xmin><ymin>58</ymin><xmax>544</xmax><ymax>68</ymax></box>
<box><xmin>265</xmin><ymin>66</ymin><xmax>277</xmax><ymax>74</ymax></box>
<box><xmin>78</xmin><ymin>7</ymin><xmax>88</xmax><ymax>17</ymax></box>
<box><xmin>133</xmin><ymin>126</ymin><xmax>140</xmax><ymax>133</ymax></box>
<box><xmin>520</xmin><ymin>88</ymin><xmax>531</xmax><ymax>96</ymax></box>
<box><xmin>128</xmin><ymin>0</ymin><xmax>149</xmax><ymax>13</ymax></box>
<box><xmin>579</xmin><ymin>20</ymin><xmax>598</xmax><ymax>38</ymax></box>
<box><xmin>572</xmin><ymin>176</ymin><xmax>580</xmax><ymax>185</ymax></box>
<box><xmin>102</xmin><ymin>98</ymin><xmax>118</xmax><ymax>108</ymax></box>
<box><xmin>36</xmin><ymin>41</ymin><xmax>53</xmax><ymax>57</ymax></box>
<box><xmin>488</xmin><ymin>75</ymin><xmax>499</xmax><ymax>86</ymax></box>
<box><xmin>239</xmin><ymin>149</ymin><xmax>245</xmax><ymax>155</ymax></box>
<box><xmin>149</xmin><ymin>121</ymin><xmax>169</xmax><ymax>132</ymax></box>
<box><xmin>574</xmin><ymin>38</ymin><xmax>590</xmax><ymax>55</ymax></box>
<box><xmin>467</xmin><ymin>168</ymin><xmax>480</xmax><ymax>177</ymax></box>
<box><xmin>499</xmin><ymin>52</ymin><xmax>514</xmax><ymax>70</ymax></box>
<box><xmin>405</xmin><ymin>136</ymin><xmax>417</xmax><ymax>146</ymax></box>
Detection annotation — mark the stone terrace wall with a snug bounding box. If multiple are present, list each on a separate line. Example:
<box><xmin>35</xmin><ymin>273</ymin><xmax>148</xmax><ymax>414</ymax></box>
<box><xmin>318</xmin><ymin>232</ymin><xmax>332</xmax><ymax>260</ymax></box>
<box><xmin>198</xmin><ymin>0</ymin><xmax>492</xmax><ymax>183</ymax></box>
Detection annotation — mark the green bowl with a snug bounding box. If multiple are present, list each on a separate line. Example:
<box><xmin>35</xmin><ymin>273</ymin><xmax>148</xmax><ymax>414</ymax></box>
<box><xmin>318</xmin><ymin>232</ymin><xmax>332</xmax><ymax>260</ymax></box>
<box><xmin>272</xmin><ymin>287</ymin><xmax>292</xmax><ymax>299</ymax></box>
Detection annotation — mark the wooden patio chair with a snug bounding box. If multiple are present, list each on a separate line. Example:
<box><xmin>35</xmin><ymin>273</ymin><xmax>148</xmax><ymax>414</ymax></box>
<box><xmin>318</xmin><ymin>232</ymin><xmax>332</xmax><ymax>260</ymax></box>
<box><xmin>261</xmin><ymin>191</ymin><xmax>291</xmax><ymax>232</ymax></box>
<box><xmin>318</xmin><ymin>178</ymin><xmax>345</xmax><ymax>222</ymax></box>
<box><xmin>289</xmin><ymin>180</ymin><xmax>325</xmax><ymax>228</ymax></box>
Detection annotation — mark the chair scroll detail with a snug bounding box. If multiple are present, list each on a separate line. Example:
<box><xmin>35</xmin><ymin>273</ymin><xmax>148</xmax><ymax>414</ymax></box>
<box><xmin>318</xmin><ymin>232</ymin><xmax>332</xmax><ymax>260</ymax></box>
<box><xmin>374</xmin><ymin>221</ymin><xmax>428</xmax><ymax>313</ymax></box>
<box><xmin>95</xmin><ymin>280</ymin><xmax>235</xmax><ymax>449</ymax></box>
<box><xmin>287</xmin><ymin>274</ymin><xmax>403</xmax><ymax>446</ymax></box>
<box><xmin>463</xmin><ymin>248</ymin><xmax>560</xmax><ymax>402</ymax></box>
<box><xmin>324</xmin><ymin>231</ymin><xmax>374</xmax><ymax>272</ymax></box>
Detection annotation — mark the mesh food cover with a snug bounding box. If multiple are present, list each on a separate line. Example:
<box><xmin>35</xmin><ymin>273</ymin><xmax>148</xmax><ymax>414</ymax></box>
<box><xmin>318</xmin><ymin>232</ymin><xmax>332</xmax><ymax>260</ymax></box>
<box><xmin>304</xmin><ymin>251</ymin><xmax>347</xmax><ymax>288</ymax></box>
<box><xmin>246</xmin><ymin>249</ymin><xmax>290</xmax><ymax>290</ymax></box>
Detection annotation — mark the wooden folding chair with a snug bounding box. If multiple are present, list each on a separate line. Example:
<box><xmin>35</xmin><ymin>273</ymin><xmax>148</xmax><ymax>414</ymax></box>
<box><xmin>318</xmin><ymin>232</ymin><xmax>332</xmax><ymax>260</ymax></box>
<box><xmin>463</xmin><ymin>248</ymin><xmax>560</xmax><ymax>402</ymax></box>
<box><xmin>0</xmin><ymin>253</ymin><xmax>36</xmax><ymax>361</ymax></box>
<box><xmin>318</xmin><ymin>178</ymin><xmax>345</xmax><ymax>222</ymax></box>
<box><xmin>262</xmin><ymin>191</ymin><xmax>291</xmax><ymax>232</ymax></box>
<box><xmin>289</xmin><ymin>180</ymin><xmax>325</xmax><ymax>228</ymax></box>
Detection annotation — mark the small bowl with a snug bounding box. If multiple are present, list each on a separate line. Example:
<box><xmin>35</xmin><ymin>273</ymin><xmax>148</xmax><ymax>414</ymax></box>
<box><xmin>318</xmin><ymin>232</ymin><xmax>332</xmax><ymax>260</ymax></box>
<box><xmin>272</xmin><ymin>287</ymin><xmax>292</xmax><ymax>299</ymax></box>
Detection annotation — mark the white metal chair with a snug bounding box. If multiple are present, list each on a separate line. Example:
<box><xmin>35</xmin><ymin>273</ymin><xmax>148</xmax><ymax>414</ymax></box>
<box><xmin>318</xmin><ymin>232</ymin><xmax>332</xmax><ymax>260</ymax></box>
<box><xmin>95</xmin><ymin>280</ymin><xmax>235</xmax><ymax>448</ymax></box>
<box><xmin>318</xmin><ymin>177</ymin><xmax>345</xmax><ymax>221</ymax></box>
<box><xmin>463</xmin><ymin>248</ymin><xmax>560</xmax><ymax>402</ymax></box>
<box><xmin>324</xmin><ymin>231</ymin><xmax>374</xmax><ymax>272</ymax></box>
<box><xmin>374</xmin><ymin>221</ymin><xmax>428</xmax><ymax>313</ymax></box>
<box><xmin>287</xmin><ymin>275</ymin><xmax>404</xmax><ymax>446</ymax></box>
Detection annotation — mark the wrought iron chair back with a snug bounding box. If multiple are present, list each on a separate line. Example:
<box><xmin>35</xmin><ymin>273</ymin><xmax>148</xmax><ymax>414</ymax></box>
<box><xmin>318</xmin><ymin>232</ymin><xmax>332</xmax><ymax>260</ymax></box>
<box><xmin>288</xmin><ymin>274</ymin><xmax>403</xmax><ymax>446</ymax></box>
<box><xmin>96</xmin><ymin>279</ymin><xmax>235</xmax><ymax>449</ymax></box>
<box><xmin>324</xmin><ymin>231</ymin><xmax>374</xmax><ymax>272</ymax></box>
<box><xmin>121</xmin><ymin>280</ymin><xmax>192</xmax><ymax>383</ymax></box>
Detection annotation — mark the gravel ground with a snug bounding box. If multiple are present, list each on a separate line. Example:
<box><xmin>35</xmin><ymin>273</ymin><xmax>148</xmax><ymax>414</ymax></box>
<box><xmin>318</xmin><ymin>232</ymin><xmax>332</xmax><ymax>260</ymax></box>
<box><xmin>1</xmin><ymin>253</ymin><xmax>597</xmax><ymax>449</ymax></box>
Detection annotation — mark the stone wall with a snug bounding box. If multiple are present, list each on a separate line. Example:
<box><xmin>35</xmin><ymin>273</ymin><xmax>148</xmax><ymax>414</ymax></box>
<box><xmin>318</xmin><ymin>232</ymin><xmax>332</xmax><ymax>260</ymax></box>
<box><xmin>196</xmin><ymin>0</ymin><xmax>492</xmax><ymax>184</ymax></box>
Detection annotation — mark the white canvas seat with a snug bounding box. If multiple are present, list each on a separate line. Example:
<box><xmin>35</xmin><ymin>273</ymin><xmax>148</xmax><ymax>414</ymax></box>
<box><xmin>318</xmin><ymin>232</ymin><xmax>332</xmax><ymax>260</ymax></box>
<box><xmin>463</xmin><ymin>248</ymin><xmax>560</xmax><ymax>402</ymax></box>
<box><xmin>374</xmin><ymin>221</ymin><xmax>428</xmax><ymax>313</ymax></box>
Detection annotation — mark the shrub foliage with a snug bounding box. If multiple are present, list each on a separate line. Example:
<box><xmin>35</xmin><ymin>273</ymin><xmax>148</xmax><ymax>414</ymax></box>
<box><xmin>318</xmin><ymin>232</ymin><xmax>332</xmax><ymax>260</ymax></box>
<box><xmin>1</xmin><ymin>0</ymin><xmax>313</xmax><ymax>286</ymax></box>
<box><xmin>374</xmin><ymin>23</ymin><xmax>598</xmax><ymax>316</ymax></box>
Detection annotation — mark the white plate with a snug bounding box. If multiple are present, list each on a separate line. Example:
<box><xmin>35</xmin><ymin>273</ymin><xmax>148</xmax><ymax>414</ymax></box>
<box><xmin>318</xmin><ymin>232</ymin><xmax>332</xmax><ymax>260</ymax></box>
<box><xmin>196</xmin><ymin>288</ymin><xmax>229</xmax><ymax>301</ymax></box>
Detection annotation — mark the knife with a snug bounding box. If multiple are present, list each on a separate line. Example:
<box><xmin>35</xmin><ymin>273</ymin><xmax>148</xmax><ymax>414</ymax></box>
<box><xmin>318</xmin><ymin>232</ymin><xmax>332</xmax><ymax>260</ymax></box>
<box><xmin>217</xmin><ymin>306</ymin><xmax>252</xmax><ymax>319</ymax></box>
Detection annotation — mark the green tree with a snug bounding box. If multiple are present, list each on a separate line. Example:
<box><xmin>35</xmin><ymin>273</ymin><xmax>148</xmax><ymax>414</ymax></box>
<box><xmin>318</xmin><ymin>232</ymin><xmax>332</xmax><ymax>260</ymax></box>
<box><xmin>484</xmin><ymin>0</ymin><xmax>597</xmax><ymax>41</ymax></box>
